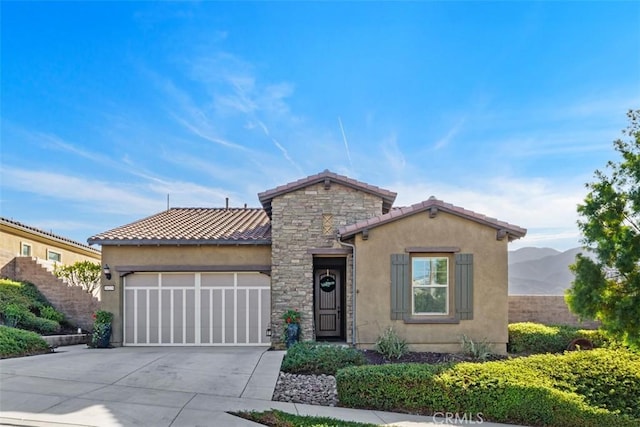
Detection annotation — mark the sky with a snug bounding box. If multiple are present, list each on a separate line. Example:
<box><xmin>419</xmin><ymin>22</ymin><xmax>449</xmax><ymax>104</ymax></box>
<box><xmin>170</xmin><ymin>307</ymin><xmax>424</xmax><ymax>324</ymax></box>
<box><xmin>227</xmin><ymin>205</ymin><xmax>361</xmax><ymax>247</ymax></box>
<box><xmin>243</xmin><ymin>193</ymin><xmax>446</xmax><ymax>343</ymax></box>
<box><xmin>1</xmin><ymin>1</ymin><xmax>639</xmax><ymax>252</ymax></box>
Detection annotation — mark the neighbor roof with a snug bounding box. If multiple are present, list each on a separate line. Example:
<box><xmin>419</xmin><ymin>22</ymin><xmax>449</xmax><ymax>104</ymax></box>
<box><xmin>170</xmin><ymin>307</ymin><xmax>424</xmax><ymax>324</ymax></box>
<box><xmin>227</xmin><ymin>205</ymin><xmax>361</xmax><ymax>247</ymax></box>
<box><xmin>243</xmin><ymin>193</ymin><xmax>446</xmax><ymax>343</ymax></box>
<box><xmin>1</xmin><ymin>217</ymin><xmax>101</xmax><ymax>255</ymax></box>
<box><xmin>87</xmin><ymin>208</ymin><xmax>271</xmax><ymax>246</ymax></box>
<box><xmin>338</xmin><ymin>197</ymin><xmax>527</xmax><ymax>241</ymax></box>
<box><xmin>258</xmin><ymin>169</ymin><xmax>397</xmax><ymax>217</ymax></box>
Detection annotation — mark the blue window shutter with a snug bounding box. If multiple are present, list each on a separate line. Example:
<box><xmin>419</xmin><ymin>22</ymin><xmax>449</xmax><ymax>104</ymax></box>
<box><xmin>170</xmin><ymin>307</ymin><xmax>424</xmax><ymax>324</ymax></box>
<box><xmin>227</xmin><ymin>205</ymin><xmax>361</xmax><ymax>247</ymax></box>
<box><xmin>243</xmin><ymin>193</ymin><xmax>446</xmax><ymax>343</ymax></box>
<box><xmin>455</xmin><ymin>253</ymin><xmax>474</xmax><ymax>320</ymax></box>
<box><xmin>390</xmin><ymin>254</ymin><xmax>410</xmax><ymax>320</ymax></box>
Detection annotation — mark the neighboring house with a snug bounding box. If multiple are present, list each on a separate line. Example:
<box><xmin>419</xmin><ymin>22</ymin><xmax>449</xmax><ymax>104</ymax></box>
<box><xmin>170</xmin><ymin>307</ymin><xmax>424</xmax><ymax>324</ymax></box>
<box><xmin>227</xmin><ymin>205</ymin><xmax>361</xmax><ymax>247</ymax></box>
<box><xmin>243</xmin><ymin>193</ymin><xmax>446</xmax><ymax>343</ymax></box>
<box><xmin>0</xmin><ymin>217</ymin><xmax>101</xmax><ymax>269</ymax></box>
<box><xmin>89</xmin><ymin>170</ymin><xmax>526</xmax><ymax>353</ymax></box>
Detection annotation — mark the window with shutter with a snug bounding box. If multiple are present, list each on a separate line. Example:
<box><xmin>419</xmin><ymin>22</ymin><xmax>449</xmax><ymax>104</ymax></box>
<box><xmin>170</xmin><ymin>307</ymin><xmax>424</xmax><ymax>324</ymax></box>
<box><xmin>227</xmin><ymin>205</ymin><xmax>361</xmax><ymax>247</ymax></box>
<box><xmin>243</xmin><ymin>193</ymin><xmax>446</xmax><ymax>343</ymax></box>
<box><xmin>391</xmin><ymin>251</ymin><xmax>473</xmax><ymax>323</ymax></box>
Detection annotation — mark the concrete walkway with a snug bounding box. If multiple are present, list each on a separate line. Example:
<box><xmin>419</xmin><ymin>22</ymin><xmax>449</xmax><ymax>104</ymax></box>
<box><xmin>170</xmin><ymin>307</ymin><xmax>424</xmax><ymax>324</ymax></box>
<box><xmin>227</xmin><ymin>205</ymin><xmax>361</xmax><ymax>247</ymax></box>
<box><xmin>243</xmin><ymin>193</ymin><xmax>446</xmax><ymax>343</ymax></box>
<box><xmin>0</xmin><ymin>345</ymin><xmax>519</xmax><ymax>426</ymax></box>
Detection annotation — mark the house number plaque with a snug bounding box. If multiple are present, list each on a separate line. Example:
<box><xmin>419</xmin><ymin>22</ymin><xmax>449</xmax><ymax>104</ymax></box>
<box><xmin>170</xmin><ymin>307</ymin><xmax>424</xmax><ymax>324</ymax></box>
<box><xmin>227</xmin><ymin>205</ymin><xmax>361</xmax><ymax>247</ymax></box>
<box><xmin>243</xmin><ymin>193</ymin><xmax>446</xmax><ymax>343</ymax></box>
<box><xmin>103</xmin><ymin>285</ymin><xmax>116</xmax><ymax>291</ymax></box>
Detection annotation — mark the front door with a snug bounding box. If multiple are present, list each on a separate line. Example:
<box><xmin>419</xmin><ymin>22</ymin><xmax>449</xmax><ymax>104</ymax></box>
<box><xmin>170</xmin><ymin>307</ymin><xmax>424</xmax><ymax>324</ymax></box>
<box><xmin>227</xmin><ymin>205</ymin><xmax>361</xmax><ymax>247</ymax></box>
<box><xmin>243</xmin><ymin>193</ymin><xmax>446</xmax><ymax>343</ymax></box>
<box><xmin>314</xmin><ymin>268</ymin><xmax>342</xmax><ymax>338</ymax></box>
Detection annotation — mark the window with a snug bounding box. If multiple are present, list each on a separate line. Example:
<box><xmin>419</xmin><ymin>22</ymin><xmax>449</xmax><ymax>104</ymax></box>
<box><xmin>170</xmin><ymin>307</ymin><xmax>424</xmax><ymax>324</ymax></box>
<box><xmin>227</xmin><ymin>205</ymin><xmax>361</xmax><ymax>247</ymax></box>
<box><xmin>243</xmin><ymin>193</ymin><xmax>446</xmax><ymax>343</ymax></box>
<box><xmin>390</xmin><ymin>252</ymin><xmax>473</xmax><ymax>322</ymax></box>
<box><xmin>47</xmin><ymin>250</ymin><xmax>61</xmax><ymax>263</ymax></box>
<box><xmin>21</xmin><ymin>243</ymin><xmax>32</xmax><ymax>256</ymax></box>
<box><xmin>412</xmin><ymin>257</ymin><xmax>449</xmax><ymax>315</ymax></box>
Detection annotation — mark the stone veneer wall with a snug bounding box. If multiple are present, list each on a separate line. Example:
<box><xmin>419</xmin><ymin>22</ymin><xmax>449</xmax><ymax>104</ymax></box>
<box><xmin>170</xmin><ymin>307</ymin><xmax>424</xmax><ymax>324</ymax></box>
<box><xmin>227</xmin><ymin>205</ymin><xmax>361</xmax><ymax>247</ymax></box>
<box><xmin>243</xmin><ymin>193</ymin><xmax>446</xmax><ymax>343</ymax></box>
<box><xmin>508</xmin><ymin>295</ymin><xmax>599</xmax><ymax>329</ymax></box>
<box><xmin>270</xmin><ymin>182</ymin><xmax>384</xmax><ymax>343</ymax></box>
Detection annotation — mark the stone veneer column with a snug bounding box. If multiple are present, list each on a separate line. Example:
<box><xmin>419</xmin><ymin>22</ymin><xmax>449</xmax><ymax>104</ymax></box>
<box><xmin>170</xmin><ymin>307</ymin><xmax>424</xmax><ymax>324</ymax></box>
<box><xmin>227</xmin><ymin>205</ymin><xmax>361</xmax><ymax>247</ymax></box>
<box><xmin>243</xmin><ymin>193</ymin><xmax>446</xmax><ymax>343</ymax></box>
<box><xmin>270</xmin><ymin>182</ymin><xmax>383</xmax><ymax>344</ymax></box>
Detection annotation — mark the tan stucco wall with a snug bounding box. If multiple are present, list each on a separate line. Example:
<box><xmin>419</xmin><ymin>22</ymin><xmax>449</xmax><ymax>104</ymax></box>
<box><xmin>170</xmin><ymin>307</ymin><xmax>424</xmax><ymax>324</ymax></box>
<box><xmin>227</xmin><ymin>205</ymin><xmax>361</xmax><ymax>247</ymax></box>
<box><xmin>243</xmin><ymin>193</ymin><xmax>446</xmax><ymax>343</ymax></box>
<box><xmin>99</xmin><ymin>244</ymin><xmax>271</xmax><ymax>346</ymax></box>
<box><xmin>0</xmin><ymin>225</ymin><xmax>101</xmax><ymax>269</ymax></box>
<box><xmin>353</xmin><ymin>210</ymin><xmax>510</xmax><ymax>354</ymax></box>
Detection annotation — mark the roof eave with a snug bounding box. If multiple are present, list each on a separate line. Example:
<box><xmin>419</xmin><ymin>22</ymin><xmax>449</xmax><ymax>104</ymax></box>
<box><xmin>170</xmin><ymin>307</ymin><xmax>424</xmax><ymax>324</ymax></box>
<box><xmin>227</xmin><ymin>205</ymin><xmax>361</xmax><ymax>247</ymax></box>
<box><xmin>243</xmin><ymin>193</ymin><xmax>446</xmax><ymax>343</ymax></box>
<box><xmin>87</xmin><ymin>238</ymin><xmax>272</xmax><ymax>246</ymax></box>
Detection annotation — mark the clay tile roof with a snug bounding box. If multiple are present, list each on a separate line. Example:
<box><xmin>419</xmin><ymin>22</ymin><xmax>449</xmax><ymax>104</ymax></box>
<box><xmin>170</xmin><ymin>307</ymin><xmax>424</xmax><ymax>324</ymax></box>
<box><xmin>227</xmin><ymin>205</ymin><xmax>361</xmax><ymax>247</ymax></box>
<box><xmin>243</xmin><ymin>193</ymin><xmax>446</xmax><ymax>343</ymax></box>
<box><xmin>338</xmin><ymin>197</ymin><xmax>527</xmax><ymax>241</ymax></box>
<box><xmin>87</xmin><ymin>208</ymin><xmax>271</xmax><ymax>246</ymax></box>
<box><xmin>1</xmin><ymin>217</ymin><xmax>102</xmax><ymax>254</ymax></box>
<box><xmin>258</xmin><ymin>169</ymin><xmax>397</xmax><ymax>217</ymax></box>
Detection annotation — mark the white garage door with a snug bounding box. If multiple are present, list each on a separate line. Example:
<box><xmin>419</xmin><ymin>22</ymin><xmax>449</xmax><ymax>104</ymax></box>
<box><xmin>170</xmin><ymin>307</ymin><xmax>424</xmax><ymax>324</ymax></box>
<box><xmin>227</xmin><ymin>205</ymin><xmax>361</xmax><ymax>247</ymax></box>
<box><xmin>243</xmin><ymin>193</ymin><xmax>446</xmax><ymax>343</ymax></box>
<box><xmin>123</xmin><ymin>272</ymin><xmax>270</xmax><ymax>346</ymax></box>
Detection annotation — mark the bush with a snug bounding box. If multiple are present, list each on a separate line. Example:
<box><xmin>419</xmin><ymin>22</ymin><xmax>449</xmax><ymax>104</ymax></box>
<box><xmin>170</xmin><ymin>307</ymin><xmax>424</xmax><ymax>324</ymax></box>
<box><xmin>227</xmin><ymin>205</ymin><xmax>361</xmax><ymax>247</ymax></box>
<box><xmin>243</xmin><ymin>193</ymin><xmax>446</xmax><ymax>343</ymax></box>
<box><xmin>508</xmin><ymin>322</ymin><xmax>622</xmax><ymax>354</ymax></box>
<box><xmin>0</xmin><ymin>325</ymin><xmax>50</xmax><ymax>358</ymax></box>
<box><xmin>0</xmin><ymin>279</ymin><xmax>62</xmax><ymax>334</ymax></box>
<box><xmin>2</xmin><ymin>303</ymin><xmax>27</xmax><ymax>327</ymax></box>
<box><xmin>39</xmin><ymin>305</ymin><xmax>65</xmax><ymax>323</ymax></box>
<box><xmin>375</xmin><ymin>327</ymin><xmax>408</xmax><ymax>360</ymax></box>
<box><xmin>281</xmin><ymin>341</ymin><xmax>367</xmax><ymax>375</ymax></box>
<box><xmin>336</xmin><ymin>348</ymin><xmax>640</xmax><ymax>427</ymax></box>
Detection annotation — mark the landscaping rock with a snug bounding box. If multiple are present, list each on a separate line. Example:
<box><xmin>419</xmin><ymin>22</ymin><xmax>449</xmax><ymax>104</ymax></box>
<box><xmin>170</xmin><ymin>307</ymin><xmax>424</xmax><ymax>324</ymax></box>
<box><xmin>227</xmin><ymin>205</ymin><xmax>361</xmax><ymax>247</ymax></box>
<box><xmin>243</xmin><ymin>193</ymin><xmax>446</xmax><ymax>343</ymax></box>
<box><xmin>272</xmin><ymin>372</ymin><xmax>338</xmax><ymax>406</ymax></box>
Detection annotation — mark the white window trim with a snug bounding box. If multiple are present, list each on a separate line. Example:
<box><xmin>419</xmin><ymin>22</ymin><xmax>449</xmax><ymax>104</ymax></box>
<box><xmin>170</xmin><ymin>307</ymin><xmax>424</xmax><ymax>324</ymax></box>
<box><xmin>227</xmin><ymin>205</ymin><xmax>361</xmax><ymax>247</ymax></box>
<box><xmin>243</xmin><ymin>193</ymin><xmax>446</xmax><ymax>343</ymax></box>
<box><xmin>21</xmin><ymin>242</ymin><xmax>32</xmax><ymax>257</ymax></box>
<box><xmin>411</xmin><ymin>256</ymin><xmax>449</xmax><ymax>316</ymax></box>
<box><xmin>47</xmin><ymin>249</ymin><xmax>62</xmax><ymax>262</ymax></box>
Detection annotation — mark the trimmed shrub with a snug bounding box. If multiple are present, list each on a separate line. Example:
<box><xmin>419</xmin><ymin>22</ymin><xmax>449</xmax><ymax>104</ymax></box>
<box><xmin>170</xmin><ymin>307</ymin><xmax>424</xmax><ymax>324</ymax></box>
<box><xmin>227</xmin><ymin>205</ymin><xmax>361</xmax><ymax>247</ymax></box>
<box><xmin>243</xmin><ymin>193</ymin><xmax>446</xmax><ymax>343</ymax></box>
<box><xmin>0</xmin><ymin>279</ymin><xmax>62</xmax><ymax>334</ymax></box>
<box><xmin>336</xmin><ymin>348</ymin><xmax>640</xmax><ymax>427</ymax></box>
<box><xmin>39</xmin><ymin>305</ymin><xmax>65</xmax><ymax>323</ymax></box>
<box><xmin>0</xmin><ymin>325</ymin><xmax>50</xmax><ymax>358</ymax></box>
<box><xmin>508</xmin><ymin>322</ymin><xmax>622</xmax><ymax>354</ymax></box>
<box><xmin>21</xmin><ymin>314</ymin><xmax>60</xmax><ymax>335</ymax></box>
<box><xmin>281</xmin><ymin>341</ymin><xmax>367</xmax><ymax>375</ymax></box>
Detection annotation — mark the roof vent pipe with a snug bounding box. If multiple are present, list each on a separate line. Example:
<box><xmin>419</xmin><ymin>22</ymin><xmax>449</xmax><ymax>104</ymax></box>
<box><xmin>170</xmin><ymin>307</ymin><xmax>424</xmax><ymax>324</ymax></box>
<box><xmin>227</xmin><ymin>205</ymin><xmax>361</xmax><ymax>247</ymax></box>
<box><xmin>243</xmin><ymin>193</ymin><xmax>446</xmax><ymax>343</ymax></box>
<box><xmin>225</xmin><ymin>197</ymin><xmax>229</xmax><ymax>209</ymax></box>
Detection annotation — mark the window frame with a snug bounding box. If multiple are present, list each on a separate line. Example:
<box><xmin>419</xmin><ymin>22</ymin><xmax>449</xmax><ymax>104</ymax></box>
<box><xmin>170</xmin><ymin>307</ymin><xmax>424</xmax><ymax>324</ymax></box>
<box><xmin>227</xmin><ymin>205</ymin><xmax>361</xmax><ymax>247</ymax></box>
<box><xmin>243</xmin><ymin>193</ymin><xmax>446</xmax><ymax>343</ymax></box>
<box><xmin>410</xmin><ymin>255</ymin><xmax>451</xmax><ymax>316</ymax></box>
<box><xmin>21</xmin><ymin>242</ymin><xmax>32</xmax><ymax>257</ymax></box>
<box><xmin>47</xmin><ymin>249</ymin><xmax>62</xmax><ymax>263</ymax></box>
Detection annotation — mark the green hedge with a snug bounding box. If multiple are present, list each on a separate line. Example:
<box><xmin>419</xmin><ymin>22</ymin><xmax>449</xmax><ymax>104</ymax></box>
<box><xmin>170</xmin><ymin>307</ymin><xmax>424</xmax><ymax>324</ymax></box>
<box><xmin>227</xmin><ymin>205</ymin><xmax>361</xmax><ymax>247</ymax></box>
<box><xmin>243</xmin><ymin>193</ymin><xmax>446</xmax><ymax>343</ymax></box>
<box><xmin>508</xmin><ymin>322</ymin><xmax>619</xmax><ymax>354</ymax></box>
<box><xmin>0</xmin><ymin>325</ymin><xmax>51</xmax><ymax>358</ymax></box>
<box><xmin>0</xmin><ymin>279</ymin><xmax>63</xmax><ymax>334</ymax></box>
<box><xmin>281</xmin><ymin>341</ymin><xmax>367</xmax><ymax>375</ymax></box>
<box><xmin>336</xmin><ymin>349</ymin><xmax>640</xmax><ymax>427</ymax></box>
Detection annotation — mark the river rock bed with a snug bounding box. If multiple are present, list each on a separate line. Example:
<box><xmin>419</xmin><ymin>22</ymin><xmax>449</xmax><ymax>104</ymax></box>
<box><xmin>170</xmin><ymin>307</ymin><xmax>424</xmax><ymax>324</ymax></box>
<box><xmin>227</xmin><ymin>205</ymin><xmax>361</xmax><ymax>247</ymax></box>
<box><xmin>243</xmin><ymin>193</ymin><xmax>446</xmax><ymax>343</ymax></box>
<box><xmin>272</xmin><ymin>372</ymin><xmax>338</xmax><ymax>406</ymax></box>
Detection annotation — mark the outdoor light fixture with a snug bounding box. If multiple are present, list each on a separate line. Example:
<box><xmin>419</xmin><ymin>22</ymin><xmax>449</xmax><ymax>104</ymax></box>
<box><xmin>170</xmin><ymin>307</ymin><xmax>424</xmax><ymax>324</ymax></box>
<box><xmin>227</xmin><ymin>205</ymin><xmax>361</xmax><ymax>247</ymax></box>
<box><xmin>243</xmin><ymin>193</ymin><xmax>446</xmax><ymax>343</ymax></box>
<box><xmin>103</xmin><ymin>264</ymin><xmax>112</xmax><ymax>280</ymax></box>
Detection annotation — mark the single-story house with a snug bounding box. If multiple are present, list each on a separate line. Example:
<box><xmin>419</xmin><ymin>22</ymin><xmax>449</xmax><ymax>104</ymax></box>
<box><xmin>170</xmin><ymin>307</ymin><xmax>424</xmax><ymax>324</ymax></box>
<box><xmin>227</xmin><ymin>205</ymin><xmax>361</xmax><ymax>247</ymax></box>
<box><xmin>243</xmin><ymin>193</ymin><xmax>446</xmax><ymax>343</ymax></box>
<box><xmin>88</xmin><ymin>170</ymin><xmax>526</xmax><ymax>353</ymax></box>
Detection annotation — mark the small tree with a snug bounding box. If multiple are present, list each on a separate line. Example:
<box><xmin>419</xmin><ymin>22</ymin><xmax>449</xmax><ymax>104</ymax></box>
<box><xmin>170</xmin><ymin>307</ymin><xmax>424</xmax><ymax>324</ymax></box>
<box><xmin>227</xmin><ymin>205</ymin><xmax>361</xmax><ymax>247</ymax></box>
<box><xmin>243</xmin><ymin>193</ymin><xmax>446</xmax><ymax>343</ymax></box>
<box><xmin>54</xmin><ymin>261</ymin><xmax>101</xmax><ymax>296</ymax></box>
<box><xmin>567</xmin><ymin>109</ymin><xmax>640</xmax><ymax>349</ymax></box>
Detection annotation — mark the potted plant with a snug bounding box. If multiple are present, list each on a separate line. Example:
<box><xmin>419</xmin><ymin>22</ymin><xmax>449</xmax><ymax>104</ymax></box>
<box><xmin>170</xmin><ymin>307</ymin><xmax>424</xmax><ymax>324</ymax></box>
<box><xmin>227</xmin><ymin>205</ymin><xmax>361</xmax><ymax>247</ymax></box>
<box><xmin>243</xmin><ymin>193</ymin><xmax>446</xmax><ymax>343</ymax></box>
<box><xmin>90</xmin><ymin>310</ymin><xmax>113</xmax><ymax>348</ymax></box>
<box><xmin>282</xmin><ymin>308</ymin><xmax>301</xmax><ymax>348</ymax></box>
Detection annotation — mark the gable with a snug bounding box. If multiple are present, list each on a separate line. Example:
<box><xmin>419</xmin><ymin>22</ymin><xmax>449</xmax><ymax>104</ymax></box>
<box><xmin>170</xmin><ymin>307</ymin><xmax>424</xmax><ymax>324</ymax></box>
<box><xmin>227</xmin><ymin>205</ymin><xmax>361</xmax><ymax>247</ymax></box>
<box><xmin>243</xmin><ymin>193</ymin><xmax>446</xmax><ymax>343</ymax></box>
<box><xmin>338</xmin><ymin>197</ymin><xmax>526</xmax><ymax>242</ymax></box>
<box><xmin>258</xmin><ymin>169</ymin><xmax>396</xmax><ymax>217</ymax></box>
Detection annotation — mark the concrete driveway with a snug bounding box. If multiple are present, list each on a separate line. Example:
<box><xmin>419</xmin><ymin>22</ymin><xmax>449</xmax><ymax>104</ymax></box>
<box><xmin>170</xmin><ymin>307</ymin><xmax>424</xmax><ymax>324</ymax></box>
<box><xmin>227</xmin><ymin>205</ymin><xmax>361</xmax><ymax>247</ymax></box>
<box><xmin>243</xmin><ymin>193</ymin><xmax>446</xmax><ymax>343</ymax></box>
<box><xmin>0</xmin><ymin>345</ymin><xmax>284</xmax><ymax>426</ymax></box>
<box><xmin>0</xmin><ymin>345</ymin><xmax>521</xmax><ymax>427</ymax></box>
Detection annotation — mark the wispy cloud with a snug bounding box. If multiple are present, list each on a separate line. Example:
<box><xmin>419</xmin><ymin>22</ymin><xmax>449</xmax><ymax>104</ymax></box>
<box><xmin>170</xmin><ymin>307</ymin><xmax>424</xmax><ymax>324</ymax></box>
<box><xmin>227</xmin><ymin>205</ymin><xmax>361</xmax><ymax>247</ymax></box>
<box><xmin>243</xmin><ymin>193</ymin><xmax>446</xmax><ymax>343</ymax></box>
<box><xmin>380</xmin><ymin>134</ymin><xmax>406</xmax><ymax>174</ymax></box>
<box><xmin>1</xmin><ymin>167</ymin><xmax>165</xmax><ymax>215</ymax></box>
<box><xmin>434</xmin><ymin>118</ymin><xmax>465</xmax><ymax>150</ymax></box>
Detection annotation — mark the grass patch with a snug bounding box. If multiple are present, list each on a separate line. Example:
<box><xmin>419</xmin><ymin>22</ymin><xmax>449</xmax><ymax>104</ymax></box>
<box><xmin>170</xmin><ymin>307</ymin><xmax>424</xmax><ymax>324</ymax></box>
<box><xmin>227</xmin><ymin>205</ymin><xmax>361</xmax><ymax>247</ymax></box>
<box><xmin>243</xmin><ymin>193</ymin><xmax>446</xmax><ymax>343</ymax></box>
<box><xmin>0</xmin><ymin>325</ymin><xmax>51</xmax><ymax>359</ymax></box>
<box><xmin>233</xmin><ymin>409</ymin><xmax>377</xmax><ymax>427</ymax></box>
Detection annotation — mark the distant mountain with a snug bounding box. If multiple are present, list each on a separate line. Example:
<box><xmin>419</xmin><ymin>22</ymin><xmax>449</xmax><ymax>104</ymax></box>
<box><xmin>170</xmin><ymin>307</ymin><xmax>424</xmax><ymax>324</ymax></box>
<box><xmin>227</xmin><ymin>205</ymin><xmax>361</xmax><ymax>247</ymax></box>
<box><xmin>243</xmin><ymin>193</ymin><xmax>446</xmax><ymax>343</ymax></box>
<box><xmin>508</xmin><ymin>247</ymin><xmax>593</xmax><ymax>295</ymax></box>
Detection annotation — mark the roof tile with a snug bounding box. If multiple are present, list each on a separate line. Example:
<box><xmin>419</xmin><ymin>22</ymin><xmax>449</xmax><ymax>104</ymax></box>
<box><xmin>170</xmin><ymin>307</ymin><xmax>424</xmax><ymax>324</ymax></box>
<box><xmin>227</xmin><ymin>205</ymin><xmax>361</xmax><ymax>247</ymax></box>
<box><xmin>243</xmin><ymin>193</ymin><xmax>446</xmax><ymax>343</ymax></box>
<box><xmin>88</xmin><ymin>208</ymin><xmax>271</xmax><ymax>245</ymax></box>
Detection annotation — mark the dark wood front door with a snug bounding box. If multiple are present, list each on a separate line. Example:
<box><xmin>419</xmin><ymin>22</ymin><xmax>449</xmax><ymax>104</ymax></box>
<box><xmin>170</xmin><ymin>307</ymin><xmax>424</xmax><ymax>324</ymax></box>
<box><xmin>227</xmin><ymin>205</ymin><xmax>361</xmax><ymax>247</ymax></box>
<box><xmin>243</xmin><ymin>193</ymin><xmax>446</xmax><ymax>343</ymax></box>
<box><xmin>314</xmin><ymin>268</ymin><xmax>341</xmax><ymax>338</ymax></box>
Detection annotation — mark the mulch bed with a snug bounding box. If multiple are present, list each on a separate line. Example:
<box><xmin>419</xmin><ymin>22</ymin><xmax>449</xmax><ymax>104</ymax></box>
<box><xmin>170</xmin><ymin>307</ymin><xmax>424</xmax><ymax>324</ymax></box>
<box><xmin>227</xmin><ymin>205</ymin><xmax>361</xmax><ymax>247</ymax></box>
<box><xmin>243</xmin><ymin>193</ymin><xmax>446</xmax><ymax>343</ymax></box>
<box><xmin>359</xmin><ymin>349</ymin><xmax>509</xmax><ymax>365</ymax></box>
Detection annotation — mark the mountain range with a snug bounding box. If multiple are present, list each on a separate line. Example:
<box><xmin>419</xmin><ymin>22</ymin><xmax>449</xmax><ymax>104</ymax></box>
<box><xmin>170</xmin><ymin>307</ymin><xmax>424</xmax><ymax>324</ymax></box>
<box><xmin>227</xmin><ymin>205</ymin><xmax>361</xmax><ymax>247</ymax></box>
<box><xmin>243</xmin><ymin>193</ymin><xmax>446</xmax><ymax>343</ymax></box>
<box><xmin>508</xmin><ymin>247</ymin><xmax>593</xmax><ymax>295</ymax></box>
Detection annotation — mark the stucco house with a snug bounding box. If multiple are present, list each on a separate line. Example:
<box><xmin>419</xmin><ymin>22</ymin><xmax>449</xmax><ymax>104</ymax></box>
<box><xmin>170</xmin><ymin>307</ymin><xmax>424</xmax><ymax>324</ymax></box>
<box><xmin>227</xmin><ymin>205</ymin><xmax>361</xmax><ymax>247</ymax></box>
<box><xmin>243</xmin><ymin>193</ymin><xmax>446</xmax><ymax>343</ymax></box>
<box><xmin>88</xmin><ymin>170</ymin><xmax>526</xmax><ymax>353</ymax></box>
<box><xmin>1</xmin><ymin>217</ymin><xmax>101</xmax><ymax>269</ymax></box>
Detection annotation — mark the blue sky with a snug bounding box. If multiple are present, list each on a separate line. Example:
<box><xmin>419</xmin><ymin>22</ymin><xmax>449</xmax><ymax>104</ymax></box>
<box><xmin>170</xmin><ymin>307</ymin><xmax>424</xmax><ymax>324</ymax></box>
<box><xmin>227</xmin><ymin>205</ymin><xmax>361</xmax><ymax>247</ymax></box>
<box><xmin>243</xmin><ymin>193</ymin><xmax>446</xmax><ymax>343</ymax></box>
<box><xmin>2</xmin><ymin>1</ymin><xmax>639</xmax><ymax>252</ymax></box>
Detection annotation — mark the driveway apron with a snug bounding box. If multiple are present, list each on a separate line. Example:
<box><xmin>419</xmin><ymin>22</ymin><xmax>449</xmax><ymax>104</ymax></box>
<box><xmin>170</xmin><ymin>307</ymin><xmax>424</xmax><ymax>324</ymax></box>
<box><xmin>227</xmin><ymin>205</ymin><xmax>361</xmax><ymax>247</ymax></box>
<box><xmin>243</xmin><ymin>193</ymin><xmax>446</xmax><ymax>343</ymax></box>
<box><xmin>0</xmin><ymin>345</ymin><xmax>279</xmax><ymax>426</ymax></box>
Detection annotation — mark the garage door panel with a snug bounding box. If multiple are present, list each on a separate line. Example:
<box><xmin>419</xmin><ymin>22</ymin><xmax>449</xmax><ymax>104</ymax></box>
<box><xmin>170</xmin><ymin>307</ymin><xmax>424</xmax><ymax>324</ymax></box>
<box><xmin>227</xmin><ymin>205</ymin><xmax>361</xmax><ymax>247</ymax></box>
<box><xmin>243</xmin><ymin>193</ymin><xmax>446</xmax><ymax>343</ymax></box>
<box><xmin>124</xmin><ymin>272</ymin><xmax>270</xmax><ymax>346</ymax></box>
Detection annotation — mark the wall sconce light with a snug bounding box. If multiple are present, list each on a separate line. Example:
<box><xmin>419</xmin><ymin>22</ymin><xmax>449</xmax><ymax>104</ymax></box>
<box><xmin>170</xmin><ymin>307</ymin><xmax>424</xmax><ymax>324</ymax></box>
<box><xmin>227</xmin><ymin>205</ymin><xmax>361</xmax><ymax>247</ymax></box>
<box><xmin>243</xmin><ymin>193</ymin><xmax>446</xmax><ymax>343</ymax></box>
<box><xmin>103</xmin><ymin>265</ymin><xmax>112</xmax><ymax>280</ymax></box>
<box><xmin>266</xmin><ymin>327</ymin><xmax>272</xmax><ymax>337</ymax></box>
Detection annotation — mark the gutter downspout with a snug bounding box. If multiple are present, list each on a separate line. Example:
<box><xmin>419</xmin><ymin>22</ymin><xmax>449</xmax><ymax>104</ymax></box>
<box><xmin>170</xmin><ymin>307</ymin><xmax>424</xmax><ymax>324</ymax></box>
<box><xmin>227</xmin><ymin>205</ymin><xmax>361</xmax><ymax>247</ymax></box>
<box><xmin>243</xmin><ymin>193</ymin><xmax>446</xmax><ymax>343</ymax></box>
<box><xmin>337</xmin><ymin>234</ymin><xmax>357</xmax><ymax>346</ymax></box>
